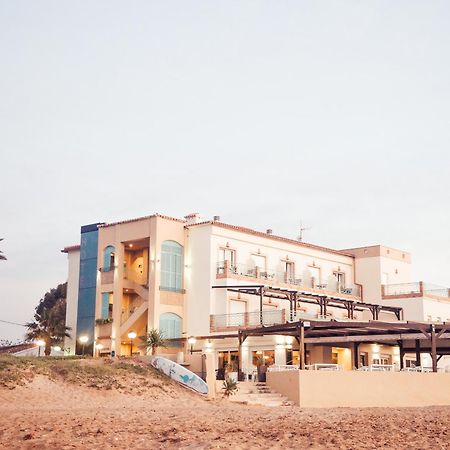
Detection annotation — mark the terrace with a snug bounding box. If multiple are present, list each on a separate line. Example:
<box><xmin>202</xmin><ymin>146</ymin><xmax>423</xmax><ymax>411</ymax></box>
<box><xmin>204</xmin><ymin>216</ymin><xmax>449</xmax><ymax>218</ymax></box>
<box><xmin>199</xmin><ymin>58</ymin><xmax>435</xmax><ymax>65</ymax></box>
<box><xmin>382</xmin><ymin>282</ymin><xmax>450</xmax><ymax>300</ymax></box>
<box><xmin>210</xmin><ymin>285</ymin><xmax>403</xmax><ymax>332</ymax></box>
<box><xmin>217</xmin><ymin>260</ymin><xmax>362</xmax><ymax>299</ymax></box>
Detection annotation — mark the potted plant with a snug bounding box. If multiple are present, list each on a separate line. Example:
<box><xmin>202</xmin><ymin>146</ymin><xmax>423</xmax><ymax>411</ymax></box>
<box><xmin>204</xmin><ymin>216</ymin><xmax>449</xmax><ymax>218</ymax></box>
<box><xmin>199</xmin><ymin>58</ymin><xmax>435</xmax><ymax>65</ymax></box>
<box><xmin>139</xmin><ymin>328</ymin><xmax>168</xmax><ymax>355</ymax></box>
<box><xmin>222</xmin><ymin>376</ymin><xmax>239</xmax><ymax>397</ymax></box>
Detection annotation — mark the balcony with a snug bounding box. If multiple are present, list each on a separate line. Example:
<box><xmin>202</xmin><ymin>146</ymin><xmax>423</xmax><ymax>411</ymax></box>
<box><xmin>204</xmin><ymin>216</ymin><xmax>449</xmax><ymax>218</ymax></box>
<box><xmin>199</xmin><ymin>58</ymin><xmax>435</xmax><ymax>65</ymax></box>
<box><xmin>382</xmin><ymin>282</ymin><xmax>450</xmax><ymax>300</ymax></box>
<box><xmin>96</xmin><ymin>320</ymin><xmax>113</xmax><ymax>339</ymax></box>
<box><xmin>210</xmin><ymin>309</ymin><xmax>287</xmax><ymax>332</ymax></box>
<box><xmin>216</xmin><ymin>261</ymin><xmax>361</xmax><ymax>299</ymax></box>
<box><xmin>100</xmin><ymin>268</ymin><xmax>114</xmax><ymax>285</ymax></box>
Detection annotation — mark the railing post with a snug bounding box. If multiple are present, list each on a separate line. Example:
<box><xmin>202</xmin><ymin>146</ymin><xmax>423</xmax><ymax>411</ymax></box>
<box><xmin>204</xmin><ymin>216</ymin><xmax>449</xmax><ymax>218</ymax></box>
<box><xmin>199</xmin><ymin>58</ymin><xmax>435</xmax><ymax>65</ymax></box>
<box><xmin>419</xmin><ymin>281</ymin><xmax>424</xmax><ymax>295</ymax></box>
<box><xmin>298</xmin><ymin>323</ymin><xmax>305</xmax><ymax>370</ymax></box>
<box><xmin>284</xmin><ymin>271</ymin><xmax>289</xmax><ymax>283</ymax></box>
<box><xmin>223</xmin><ymin>259</ymin><xmax>229</xmax><ymax>276</ymax></box>
<box><xmin>255</xmin><ymin>266</ymin><xmax>260</xmax><ymax>279</ymax></box>
<box><xmin>381</xmin><ymin>284</ymin><xmax>385</xmax><ymax>298</ymax></box>
<box><xmin>431</xmin><ymin>325</ymin><xmax>437</xmax><ymax>373</ymax></box>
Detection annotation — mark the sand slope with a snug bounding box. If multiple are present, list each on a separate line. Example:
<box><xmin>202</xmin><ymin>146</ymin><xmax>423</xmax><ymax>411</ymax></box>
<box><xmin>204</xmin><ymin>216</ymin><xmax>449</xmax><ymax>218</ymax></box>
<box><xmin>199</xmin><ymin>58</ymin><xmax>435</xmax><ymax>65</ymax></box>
<box><xmin>0</xmin><ymin>361</ymin><xmax>450</xmax><ymax>449</ymax></box>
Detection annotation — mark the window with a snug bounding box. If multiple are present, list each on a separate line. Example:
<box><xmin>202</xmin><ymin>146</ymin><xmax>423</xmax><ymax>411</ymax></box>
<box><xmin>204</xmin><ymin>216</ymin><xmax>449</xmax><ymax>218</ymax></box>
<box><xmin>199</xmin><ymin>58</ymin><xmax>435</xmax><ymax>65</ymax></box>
<box><xmin>160</xmin><ymin>241</ymin><xmax>183</xmax><ymax>292</ymax></box>
<box><xmin>103</xmin><ymin>246</ymin><xmax>115</xmax><ymax>272</ymax></box>
<box><xmin>285</xmin><ymin>261</ymin><xmax>295</xmax><ymax>278</ymax></box>
<box><xmin>250</xmin><ymin>254</ymin><xmax>266</xmax><ymax>271</ymax></box>
<box><xmin>218</xmin><ymin>248</ymin><xmax>236</xmax><ymax>268</ymax></box>
<box><xmin>159</xmin><ymin>312</ymin><xmax>182</xmax><ymax>346</ymax></box>
<box><xmin>309</xmin><ymin>266</ymin><xmax>321</xmax><ymax>288</ymax></box>
<box><xmin>334</xmin><ymin>272</ymin><xmax>345</xmax><ymax>291</ymax></box>
<box><xmin>359</xmin><ymin>352</ymin><xmax>368</xmax><ymax>367</ymax></box>
<box><xmin>101</xmin><ymin>292</ymin><xmax>113</xmax><ymax>319</ymax></box>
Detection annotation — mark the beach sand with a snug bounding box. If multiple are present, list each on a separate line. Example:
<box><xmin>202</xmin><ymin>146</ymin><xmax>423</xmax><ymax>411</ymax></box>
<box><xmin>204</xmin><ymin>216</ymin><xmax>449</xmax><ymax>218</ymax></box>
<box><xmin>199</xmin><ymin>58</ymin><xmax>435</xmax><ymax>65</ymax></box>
<box><xmin>1</xmin><ymin>375</ymin><xmax>450</xmax><ymax>449</ymax></box>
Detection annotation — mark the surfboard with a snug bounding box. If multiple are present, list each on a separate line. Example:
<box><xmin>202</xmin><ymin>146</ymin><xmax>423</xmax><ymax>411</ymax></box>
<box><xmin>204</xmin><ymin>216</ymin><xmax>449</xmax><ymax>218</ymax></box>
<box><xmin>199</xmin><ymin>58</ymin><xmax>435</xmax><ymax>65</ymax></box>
<box><xmin>150</xmin><ymin>356</ymin><xmax>208</xmax><ymax>395</ymax></box>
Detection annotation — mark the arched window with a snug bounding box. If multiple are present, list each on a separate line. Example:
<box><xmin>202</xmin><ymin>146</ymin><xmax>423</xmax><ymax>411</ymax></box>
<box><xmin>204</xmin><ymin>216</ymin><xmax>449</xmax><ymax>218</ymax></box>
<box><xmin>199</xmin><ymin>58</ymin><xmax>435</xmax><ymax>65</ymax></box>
<box><xmin>103</xmin><ymin>245</ymin><xmax>115</xmax><ymax>272</ymax></box>
<box><xmin>160</xmin><ymin>240</ymin><xmax>183</xmax><ymax>292</ymax></box>
<box><xmin>159</xmin><ymin>312</ymin><xmax>182</xmax><ymax>342</ymax></box>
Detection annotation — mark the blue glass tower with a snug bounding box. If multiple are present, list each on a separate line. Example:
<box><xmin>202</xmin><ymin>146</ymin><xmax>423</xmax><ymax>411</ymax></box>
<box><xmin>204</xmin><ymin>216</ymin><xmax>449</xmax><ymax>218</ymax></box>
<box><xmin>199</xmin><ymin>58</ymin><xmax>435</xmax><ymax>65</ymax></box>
<box><xmin>75</xmin><ymin>223</ymin><xmax>102</xmax><ymax>354</ymax></box>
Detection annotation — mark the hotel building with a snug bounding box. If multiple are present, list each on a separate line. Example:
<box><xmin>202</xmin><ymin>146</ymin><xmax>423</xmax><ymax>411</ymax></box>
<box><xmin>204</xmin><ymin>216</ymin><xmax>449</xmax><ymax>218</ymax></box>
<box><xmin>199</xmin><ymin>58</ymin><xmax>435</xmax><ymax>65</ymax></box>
<box><xmin>62</xmin><ymin>212</ymin><xmax>450</xmax><ymax>371</ymax></box>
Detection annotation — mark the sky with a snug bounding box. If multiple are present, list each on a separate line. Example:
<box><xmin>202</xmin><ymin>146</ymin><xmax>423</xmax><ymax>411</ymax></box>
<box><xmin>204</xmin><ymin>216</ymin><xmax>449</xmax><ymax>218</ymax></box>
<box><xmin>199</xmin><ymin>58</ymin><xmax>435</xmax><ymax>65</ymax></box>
<box><xmin>0</xmin><ymin>1</ymin><xmax>449</xmax><ymax>341</ymax></box>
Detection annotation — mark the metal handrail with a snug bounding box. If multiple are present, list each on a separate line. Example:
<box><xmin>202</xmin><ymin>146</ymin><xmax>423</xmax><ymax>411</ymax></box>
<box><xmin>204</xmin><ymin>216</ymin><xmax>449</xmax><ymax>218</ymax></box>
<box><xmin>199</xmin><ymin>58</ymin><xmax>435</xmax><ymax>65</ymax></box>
<box><xmin>216</xmin><ymin>261</ymin><xmax>361</xmax><ymax>297</ymax></box>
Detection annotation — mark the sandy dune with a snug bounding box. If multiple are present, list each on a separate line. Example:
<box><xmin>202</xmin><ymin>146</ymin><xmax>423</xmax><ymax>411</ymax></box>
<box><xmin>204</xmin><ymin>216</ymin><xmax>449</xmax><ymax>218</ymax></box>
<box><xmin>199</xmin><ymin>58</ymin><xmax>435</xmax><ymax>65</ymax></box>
<box><xmin>1</xmin><ymin>376</ymin><xmax>450</xmax><ymax>449</ymax></box>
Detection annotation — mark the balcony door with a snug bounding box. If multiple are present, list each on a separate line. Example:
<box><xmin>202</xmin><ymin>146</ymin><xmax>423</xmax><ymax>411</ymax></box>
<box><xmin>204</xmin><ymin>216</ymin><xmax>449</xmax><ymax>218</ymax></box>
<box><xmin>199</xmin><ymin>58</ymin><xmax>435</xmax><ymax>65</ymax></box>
<box><xmin>218</xmin><ymin>248</ymin><xmax>236</xmax><ymax>270</ymax></box>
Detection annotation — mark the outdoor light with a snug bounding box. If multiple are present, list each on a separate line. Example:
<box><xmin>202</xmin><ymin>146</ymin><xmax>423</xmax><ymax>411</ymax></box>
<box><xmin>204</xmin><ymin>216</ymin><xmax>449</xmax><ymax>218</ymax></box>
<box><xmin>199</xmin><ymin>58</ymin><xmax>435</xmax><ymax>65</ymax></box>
<box><xmin>188</xmin><ymin>337</ymin><xmax>196</xmax><ymax>354</ymax></box>
<box><xmin>53</xmin><ymin>346</ymin><xmax>61</xmax><ymax>352</ymax></box>
<box><xmin>286</xmin><ymin>344</ymin><xmax>293</xmax><ymax>350</ymax></box>
<box><xmin>79</xmin><ymin>335</ymin><xmax>89</xmax><ymax>356</ymax></box>
<box><xmin>128</xmin><ymin>331</ymin><xmax>137</xmax><ymax>356</ymax></box>
<box><xmin>96</xmin><ymin>343</ymin><xmax>104</xmax><ymax>357</ymax></box>
<box><xmin>36</xmin><ymin>339</ymin><xmax>45</xmax><ymax>357</ymax></box>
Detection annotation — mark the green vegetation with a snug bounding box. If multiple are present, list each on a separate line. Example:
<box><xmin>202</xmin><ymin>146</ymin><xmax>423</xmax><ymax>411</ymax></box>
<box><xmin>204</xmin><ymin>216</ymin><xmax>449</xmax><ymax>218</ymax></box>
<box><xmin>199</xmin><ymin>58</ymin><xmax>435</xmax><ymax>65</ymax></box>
<box><xmin>222</xmin><ymin>376</ymin><xmax>239</xmax><ymax>397</ymax></box>
<box><xmin>0</xmin><ymin>355</ymin><xmax>176</xmax><ymax>394</ymax></box>
<box><xmin>25</xmin><ymin>283</ymin><xmax>71</xmax><ymax>355</ymax></box>
<box><xmin>139</xmin><ymin>328</ymin><xmax>168</xmax><ymax>355</ymax></box>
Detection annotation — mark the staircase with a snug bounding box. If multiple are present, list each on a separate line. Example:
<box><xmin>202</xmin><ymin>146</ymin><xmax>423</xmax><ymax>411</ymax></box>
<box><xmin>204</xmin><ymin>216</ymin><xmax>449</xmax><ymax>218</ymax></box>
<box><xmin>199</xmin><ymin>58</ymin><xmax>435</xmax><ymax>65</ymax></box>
<box><xmin>230</xmin><ymin>382</ymin><xmax>294</xmax><ymax>407</ymax></box>
<box><xmin>119</xmin><ymin>300</ymin><xmax>148</xmax><ymax>336</ymax></box>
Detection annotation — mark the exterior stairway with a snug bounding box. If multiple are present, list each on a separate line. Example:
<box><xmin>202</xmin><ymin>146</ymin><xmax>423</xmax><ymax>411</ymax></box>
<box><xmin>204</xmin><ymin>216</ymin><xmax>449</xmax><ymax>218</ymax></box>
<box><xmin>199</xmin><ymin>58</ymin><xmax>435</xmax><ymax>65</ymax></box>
<box><xmin>229</xmin><ymin>382</ymin><xmax>294</xmax><ymax>407</ymax></box>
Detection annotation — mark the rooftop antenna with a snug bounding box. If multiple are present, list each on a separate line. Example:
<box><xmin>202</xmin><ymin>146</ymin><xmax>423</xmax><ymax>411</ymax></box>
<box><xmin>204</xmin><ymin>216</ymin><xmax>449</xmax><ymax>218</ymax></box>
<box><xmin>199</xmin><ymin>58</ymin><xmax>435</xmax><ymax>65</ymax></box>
<box><xmin>297</xmin><ymin>220</ymin><xmax>311</xmax><ymax>242</ymax></box>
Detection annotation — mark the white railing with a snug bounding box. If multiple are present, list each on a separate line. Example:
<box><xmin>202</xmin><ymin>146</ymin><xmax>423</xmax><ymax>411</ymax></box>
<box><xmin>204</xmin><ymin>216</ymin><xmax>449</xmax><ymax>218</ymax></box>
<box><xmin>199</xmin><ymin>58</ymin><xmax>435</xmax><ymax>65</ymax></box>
<box><xmin>358</xmin><ymin>364</ymin><xmax>395</xmax><ymax>372</ymax></box>
<box><xmin>267</xmin><ymin>365</ymin><xmax>300</xmax><ymax>372</ymax></box>
<box><xmin>217</xmin><ymin>261</ymin><xmax>361</xmax><ymax>297</ymax></box>
<box><xmin>210</xmin><ymin>309</ymin><xmax>285</xmax><ymax>331</ymax></box>
<box><xmin>383</xmin><ymin>282</ymin><xmax>450</xmax><ymax>299</ymax></box>
<box><xmin>306</xmin><ymin>363</ymin><xmax>343</xmax><ymax>371</ymax></box>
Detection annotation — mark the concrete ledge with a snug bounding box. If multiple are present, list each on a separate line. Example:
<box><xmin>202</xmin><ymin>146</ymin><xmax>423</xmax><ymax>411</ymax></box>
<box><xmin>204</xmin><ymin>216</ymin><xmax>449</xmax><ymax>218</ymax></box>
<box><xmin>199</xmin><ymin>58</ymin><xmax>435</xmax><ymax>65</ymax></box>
<box><xmin>267</xmin><ymin>370</ymin><xmax>450</xmax><ymax>408</ymax></box>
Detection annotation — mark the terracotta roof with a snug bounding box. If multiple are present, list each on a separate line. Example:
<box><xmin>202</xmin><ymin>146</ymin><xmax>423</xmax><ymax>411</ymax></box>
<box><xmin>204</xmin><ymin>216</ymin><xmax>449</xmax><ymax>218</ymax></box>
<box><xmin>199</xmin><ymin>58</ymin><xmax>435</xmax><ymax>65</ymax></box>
<box><xmin>61</xmin><ymin>244</ymin><xmax>81</xmax><ymax>253</ymax></box>
<box><xmin>98</xmin><ymin>213</ymin><xmax>186</xmax><ymax>228</ymax></box>
<box><xmin>187</xmin><ymin>221</ymin><xmax>355</xmax><ymax>257</ymax></box>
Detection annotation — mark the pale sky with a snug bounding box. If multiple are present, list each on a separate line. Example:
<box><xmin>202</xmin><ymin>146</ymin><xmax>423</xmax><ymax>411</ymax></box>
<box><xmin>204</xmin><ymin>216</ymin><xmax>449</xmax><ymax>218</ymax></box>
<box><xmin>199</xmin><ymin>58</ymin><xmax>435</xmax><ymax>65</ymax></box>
<box><xmin>1</xmin><ymin>1</ymin><xmax>449</xmax><ymax>341</ymax></box>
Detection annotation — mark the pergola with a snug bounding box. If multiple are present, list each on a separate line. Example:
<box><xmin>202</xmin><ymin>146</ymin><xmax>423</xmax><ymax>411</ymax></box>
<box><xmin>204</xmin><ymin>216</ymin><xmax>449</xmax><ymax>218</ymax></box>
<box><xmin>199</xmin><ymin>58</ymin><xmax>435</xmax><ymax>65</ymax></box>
<box><xmin>236</xmin><ymin>320</ymin><xmax>450</xmax><ymax>373</ymax></box>
<box><xmin>212</xmin><ymin>284</ymin><xmax>404</xmax><ymax>321</ymax></box>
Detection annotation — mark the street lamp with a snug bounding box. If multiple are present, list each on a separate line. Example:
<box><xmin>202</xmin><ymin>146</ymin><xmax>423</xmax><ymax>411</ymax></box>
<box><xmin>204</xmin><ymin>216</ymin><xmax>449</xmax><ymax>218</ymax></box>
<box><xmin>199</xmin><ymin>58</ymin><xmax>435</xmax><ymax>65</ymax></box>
<box><xmin>188</xmin><ymin>337</ymin><xmax>197</xmax><ymax>355</ymax></box>
<box><xmin>36</xmin><ymin>339</ymin><xmax>45</xmax><ymax>357</ymax></box>
<box><xmin>95</xmin><ymin>343</ymin><xmax>104</xmax><ymax>357</ymax></box>
<box><xmin>79</xmin><ymin>335</ymin><xmax>89</xmax><ymax>355</ymax></box>
<box><xmin>127</xmin><ymin>331</ymin><xmax>137</xmax><ymax>356</ymax></box>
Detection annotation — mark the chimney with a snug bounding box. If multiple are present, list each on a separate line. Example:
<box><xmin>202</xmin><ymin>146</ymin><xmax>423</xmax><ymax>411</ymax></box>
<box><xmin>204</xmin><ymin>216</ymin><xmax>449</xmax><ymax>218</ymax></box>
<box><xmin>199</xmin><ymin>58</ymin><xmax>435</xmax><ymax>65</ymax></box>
<box><xmin>266</xmin><ymin>229</ymin><xmax>273</xmax><ymax>235</ymax></box>
<box><xmin>184</xmin><ymin>212</ymin><xmax>201</xmax><ymax>225</ymax></box>
<box><xmin>213</xmin><ymin>215</ymin><xmax>220</xmax><ymax>222</ymax></box>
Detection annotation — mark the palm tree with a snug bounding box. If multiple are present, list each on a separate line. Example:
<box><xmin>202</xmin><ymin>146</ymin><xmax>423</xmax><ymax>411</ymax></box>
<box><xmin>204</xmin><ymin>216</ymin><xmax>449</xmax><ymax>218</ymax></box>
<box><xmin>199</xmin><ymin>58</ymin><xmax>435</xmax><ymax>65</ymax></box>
<box><xmin>139</xmin><ymin>329</ymin><xmax>168</xmax><ymax>355</ymax></box>
<box><xmin>26</xmin><ymin>285</ymin><xmax>71</xmax><ymax>356</ymax></box>
<box><xmin>0</xmin><ymin>238</ymin><xmax>6</xmax><ymax>261</ymax></box>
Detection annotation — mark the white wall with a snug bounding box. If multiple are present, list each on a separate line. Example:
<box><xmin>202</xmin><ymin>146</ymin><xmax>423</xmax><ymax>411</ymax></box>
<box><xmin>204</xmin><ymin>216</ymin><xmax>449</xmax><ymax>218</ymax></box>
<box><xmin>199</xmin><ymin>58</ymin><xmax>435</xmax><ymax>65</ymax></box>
<box><xmin>187</xmin><ymin>223</ymin><xmax>358</xmax><ymax>336</ymax></box>
<box><xmin>186</xmin><ymin>225</ymin><xmax>213</xmax><ymax>336</ymax></box>
<box><xmin>64</xmin><ymin>249</ymin><xmax>80</xmax><ymax>355</ymax></box>
<box><xmin>353</xmin><ymin>253</ymin><xmax>412</xmax><ymax>303</ymax></box>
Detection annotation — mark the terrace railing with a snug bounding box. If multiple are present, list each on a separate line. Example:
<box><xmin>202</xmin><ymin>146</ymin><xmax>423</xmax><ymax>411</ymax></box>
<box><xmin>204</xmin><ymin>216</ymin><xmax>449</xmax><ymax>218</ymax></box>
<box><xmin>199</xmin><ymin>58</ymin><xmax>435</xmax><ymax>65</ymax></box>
<box><xmin>216</xmin><ymin>260</ymin><xmax>361</xmax><ymax>298</ymax></box>
<box><xmin>210</xmin><ymin>309</ymin><xmax>286</xmax><ymax>332</ymax></box>
<box><xmin>382</xmin><ymin>282</ymin><xmax>450</xmax><ymax>299</ymax></box>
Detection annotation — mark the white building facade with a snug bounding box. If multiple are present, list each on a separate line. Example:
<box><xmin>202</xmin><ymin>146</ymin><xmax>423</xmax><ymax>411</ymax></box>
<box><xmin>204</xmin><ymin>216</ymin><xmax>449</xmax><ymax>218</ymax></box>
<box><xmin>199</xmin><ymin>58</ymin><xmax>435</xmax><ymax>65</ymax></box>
<box><xmin>62</xmin><ymin>212</ymin><xmax>450</xmax><ymax>372</ymax></box>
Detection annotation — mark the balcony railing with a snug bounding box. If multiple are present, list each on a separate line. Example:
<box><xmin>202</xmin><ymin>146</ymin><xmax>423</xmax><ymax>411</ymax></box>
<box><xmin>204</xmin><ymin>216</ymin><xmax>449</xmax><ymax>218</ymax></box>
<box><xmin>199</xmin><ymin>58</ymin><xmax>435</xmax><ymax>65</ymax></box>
<box><xmin>210</xmin><ymin>309</ymin><xmax>286</xmax><ymax>331</ymax></box>
<box><xmin>96</xmin><ymin>322</ymin><xmax>112</xmax><ymax>339</ymax></box>
<box><xmin>382</xmin><ymin>282</ymin><xmax>450</xmax><ymax>299</ymax></box>
<box><xmin>216</xmin><ymin>261</ymin><xmax>361</xmax><ymax>298</ymax></box>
